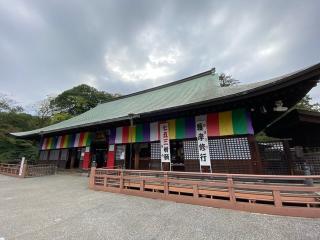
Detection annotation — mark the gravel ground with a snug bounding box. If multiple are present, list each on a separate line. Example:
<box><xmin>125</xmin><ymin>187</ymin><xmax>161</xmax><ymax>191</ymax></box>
<box><xmin>0</xmin><ymin>174</ymin><xmax>319</xmax><ymax>240</ymax></box>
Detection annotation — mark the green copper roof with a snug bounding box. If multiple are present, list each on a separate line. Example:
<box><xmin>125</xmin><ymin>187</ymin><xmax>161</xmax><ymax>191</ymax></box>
<box><xmin>11</xmin><ymin>63</ymin><xmax>320</xmax><ymax>137</ymax></box>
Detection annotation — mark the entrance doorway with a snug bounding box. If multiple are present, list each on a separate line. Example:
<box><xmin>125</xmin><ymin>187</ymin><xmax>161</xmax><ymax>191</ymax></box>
<box><xmin>170</xmin><ymin>141</ymin><xmax>185</xmax><ymax>171</ymax></box>
<box><xmin>91</xmin><ymin>131</ymin><xmax>108</xmax><ymax>168</ymax></box>
<box><xmin>134</xmin><ymin>143</ymin><xmax>151</xmax><ymax>170</ymax></box>
<box><xmin>95</xmin><ymin>148</ymin><xmax>106</xmax><ymax>168</ymax></box>
<box><xmin>66</xmin><ymin>148</ymin><xmax>82</xmax><ymax>169</ymax></box>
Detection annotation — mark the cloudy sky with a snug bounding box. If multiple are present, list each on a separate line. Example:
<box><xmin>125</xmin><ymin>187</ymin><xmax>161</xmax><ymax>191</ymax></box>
<box><xmin>0</xmin><ymin>0</ymin><xmax>319</xmax><ymax>111</ymax></box>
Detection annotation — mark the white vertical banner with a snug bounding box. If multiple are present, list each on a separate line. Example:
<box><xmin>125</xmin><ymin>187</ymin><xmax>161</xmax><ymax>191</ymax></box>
<box><xmin>195</xmin><ymin>115</ymin><xmax>212</xmax><ymax>169</ymax></box>
<box><xmin>160</xmin><ymin>123</ymin><xmax>171</xmax><ymax>163</ymax></box>
<box><xmin>19</xmin><ymin>157</ymin><xmax>25</xmax><ymax>176</ymax></box>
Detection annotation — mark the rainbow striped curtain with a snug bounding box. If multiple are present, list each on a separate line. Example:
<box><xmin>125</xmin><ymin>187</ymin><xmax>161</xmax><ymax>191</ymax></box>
<box><xmin>109</xmin><ymin>108</ymin><xmax>254</xmax><ymax>144</ymax></box>
<box><xmin>41</xmin><ymin>132</ymin><xmax>93</xmax><ymax>150</ymax></box>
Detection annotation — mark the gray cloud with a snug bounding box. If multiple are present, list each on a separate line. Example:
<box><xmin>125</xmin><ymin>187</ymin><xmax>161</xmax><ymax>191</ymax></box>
<box><xmin>0</xmin><ymin>0</ymin><xmax>319</xmax><ymax>110</ymax></box>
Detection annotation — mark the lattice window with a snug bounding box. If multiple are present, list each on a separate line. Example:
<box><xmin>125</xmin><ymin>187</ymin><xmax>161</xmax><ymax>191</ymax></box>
<box><xmin>209</xmin><ymin>139</ymin><xmax>228</xmax><ymax>160</ymax></box>
<box><xmin>48</xmin><ymin>149</ymin><xmax>60</xmax><ymax>160</ymax></box>
<box><xmin>183</xmin><ymin>140</ymin><xmax>199</xmax><ymax>160</ymax></box>
<box><xmin>225</xmin><ymin>138</ymin><xmax>251</xmax><ymax>160</ymax></box>
<box><xmin>209</xmin><ymin>137</ymin><xmax>251</xmax><ymax>160</ymax></box>
<box><xmin>258</xmin><ymin>141</ymin><xmax>287</xmax><ymax>175</ymax></box>
<box><xmin>60</xmin><ymin>149</ymin><xmax>69</xmax><ymax>161</ymax></box>
<box><xmin>39</xmin><ymin>150</ymin><xmax>49</xmax><ymax>160</ymax></box>
<box><xmin>259</xmin><ymin>141</ymin><xmax>284</xmax><ymax>152</ymax></box>
<box><xmin>151</xmin><ymin>142</ymin><xmax>161</xmax><ymax>159</ymax></box>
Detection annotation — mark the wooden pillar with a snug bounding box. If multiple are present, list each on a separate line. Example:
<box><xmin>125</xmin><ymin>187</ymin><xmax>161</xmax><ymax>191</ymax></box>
<box><xmin>248</xmin><ymin>135</ymin><xmax>263</xmax><ymax>174</ymax></box>
<box><xmin>70</xmin><ymin>150</ymin><xmax>75</xmax><ymax>169</ymax></box>
<box><xmin>283</xmin><ymin>140</ymin><xmax>293</xmax><ymax>175</ymax></box>
<box><xmin>106</xmin><ymin>145</ymin><xmax>115</xmax><ymax>168</ymax></box>
<box><xmin>82</xmin><ymin>147</ymin><xmax>91</xmax><ymax>170</ymax></box>
<box><xmin>134</xmin><ymin>144</ymin><xmax>140</xmax><ymax>170</ymax></box>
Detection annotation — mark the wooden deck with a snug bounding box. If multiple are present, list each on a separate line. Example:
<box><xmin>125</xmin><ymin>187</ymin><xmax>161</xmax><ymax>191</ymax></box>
<box><xmin>89</xmin><ymin>168</ymin><xmax>320</xmax><ymax>218</ymax></box>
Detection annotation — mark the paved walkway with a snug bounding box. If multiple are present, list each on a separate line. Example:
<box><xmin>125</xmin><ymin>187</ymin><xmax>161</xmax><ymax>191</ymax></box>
<box><xmin>0</xmin><ymin>174</ymin><xmax>319</xmax><ymax>240</ymax></box>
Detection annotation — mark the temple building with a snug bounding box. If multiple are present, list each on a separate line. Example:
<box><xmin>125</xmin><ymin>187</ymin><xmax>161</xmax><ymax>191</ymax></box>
<box><xmin>12</xmin><ymin>63</ymin><xmax>320</xmax><ymax>173</ymax></box>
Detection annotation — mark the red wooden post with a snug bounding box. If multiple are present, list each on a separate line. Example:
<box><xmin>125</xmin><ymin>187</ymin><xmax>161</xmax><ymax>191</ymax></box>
<box><xmin>88</xmin><ymin>166</ymin><xmax>96</xmax><ymax>189</ymax></box>
<box><xmin>82</xmin><ymin>147</ymin><xmax>91</xmax><ymax>170</ymax></box>
<box><xmin>227</xmin><ymin>176</ymin><xmax>236</xmax><ymax>204</ymax></box>
<box><xmin>104</xmin><ymin>175</ymin><xmax>107</xmax><ymax>188</ymax></box>
<box><xmin>120</xmin><ymin>169</ymin><xmax>124</xmax><ymax>190</ymax></box>
<box><xmin>193</xmin><ymin>184</ymin><xmax>199</xmax><ymax>198</ymax></box>
<box><xmin>107</xmin><ymin>145</ymin><xmax>115</xmax><ymax>168</ymax></box>
<box><xmin>140</xmin><ymin>179</ymin><xmax>145</xmax><ymax>192</ymax></box>
<box><xmin>164</xmin><ymin>172</ymin><xmax>169</xmax><ymax>195</ymax></box>
<box><xmin>273</xmin><ymin>190</ymin><xmax>282</xmax><ymax>207</ymax></box>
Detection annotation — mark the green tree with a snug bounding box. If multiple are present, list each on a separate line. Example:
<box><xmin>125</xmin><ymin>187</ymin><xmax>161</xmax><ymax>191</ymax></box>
<box><xmin>50</xmin><ymin>112</ymin><xmax>72</xmax><ymax>124</ymax></box>
<box><xmin>219</xmin><ymin>73</ymin><xmax>240</xmax><ymax>87</ymax></box>
<box><xmin>50</xmin><ymin>84</ymin><xmax>116</xmax><ymax>116</ymax></box>
<box><xmin>0</xmin><ymin>85</ymin><xmax>119</xmax><ymax>162</ymax></box>
<box><xmin>0</xmin><ymin>109</ymin><xmax>40</xmax><ymax>162</ymax></box>
<box><xmin>295</xmin><ymin>95</ymin><xmax>320</xmax><ymax>112</ymax></box>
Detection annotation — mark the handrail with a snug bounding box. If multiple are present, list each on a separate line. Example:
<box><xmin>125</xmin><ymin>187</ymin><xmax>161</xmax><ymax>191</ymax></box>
<box><xmin>0</xmin><ymin>163</ymin><xmax>20</xmax><ymax>167</ymax></box>
<box><xmin>94</xmin><ymin>173</ymin><xmax>320</xmax><ymax>192</ymax></box>
<box><xmin>89</xmin><ymin>167</ymin><xmax>320</xmax><ymax>218</ymax></box>
<box><xmin>94</xmin><ymin>168</ymin><xmax>320</xmax><ymax>180</ymax></box>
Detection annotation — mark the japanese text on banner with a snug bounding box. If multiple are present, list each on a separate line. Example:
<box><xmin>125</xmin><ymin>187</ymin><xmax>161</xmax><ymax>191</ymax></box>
<box><xmin>195</xmin><ymin>115</ymin><xmax>211</xmax><ymax>167</ymax></box>
<box><xmin>160</xmin><ymin>123</ymin><xmax>171</xmax><ymax>163</ymax></box>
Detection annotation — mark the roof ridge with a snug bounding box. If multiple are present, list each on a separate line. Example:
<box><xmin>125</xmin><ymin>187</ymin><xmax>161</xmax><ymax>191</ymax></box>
<box><xmin>104</xmin><ymin>68</ymin><xmax>216</xmax><ymax>103</ymax></box>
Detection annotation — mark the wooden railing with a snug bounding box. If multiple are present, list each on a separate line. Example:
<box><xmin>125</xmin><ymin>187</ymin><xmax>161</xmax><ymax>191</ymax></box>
<box><xmin>0</xmin><ymin>162</ymin><xmax>57</xmax><ymax>178</ymax></box>
<box><xmin>0</xmin><ymin>163</ymin><xmax>21</xmax><ymax>177</ymax></box>
<box><xmin>89</xmin><ymin>168</ymin><xmax>320</xmax><ymax>218</ymax></box>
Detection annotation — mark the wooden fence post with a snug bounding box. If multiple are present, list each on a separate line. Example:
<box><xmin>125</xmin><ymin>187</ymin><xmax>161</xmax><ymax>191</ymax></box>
<box><xmin>140</xmin><ymin>179</ymin><xmax>145</xmax><ymax>192</ymax></box>
<box><xmin>104</xmin><ymin>175</ymin><xmax>107</xmax><ymax>188</ymax></box>
<box><xmin>273</xmin><ymin>190</ymin><xmax>282</xmax><ymax>207</ymax></box>
<box><xmin>227</xmin><ymin>176</ymin><xmax>236</xmax><ymax>204</ymax></box>
<box><xmin>88</xmin><ymin>167</ymin><xmax>96</xmax><ymax>189</ymax></box>
<box><xmin>193</xmin><ymin>184</ymin><xmax>199</xmax><ymax>198</ymax></box>
<box><xmin>164</xmin><ymin>172</ymin><xmax>169</xmax><ymax>196</ymax></box>
<box><xmin>120</xmin><ymin>169</ymin><xmax>124</xmax><ymax>190</ymax></box>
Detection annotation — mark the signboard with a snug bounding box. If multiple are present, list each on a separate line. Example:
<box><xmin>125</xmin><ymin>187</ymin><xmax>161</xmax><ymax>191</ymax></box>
<box><xmin>160</xmin><ymin>123</ymin><xmax>171</xmax><ymax>163</ymax></box>
<box><xmin>195</xmin><ymin>115</ymin><xmax>212</xmax><ymax>168</ymax></box>
<box><xmin>108</xmin><ymin>144</ymin><xmax>115</xmax><ymax>151</ymax></box>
